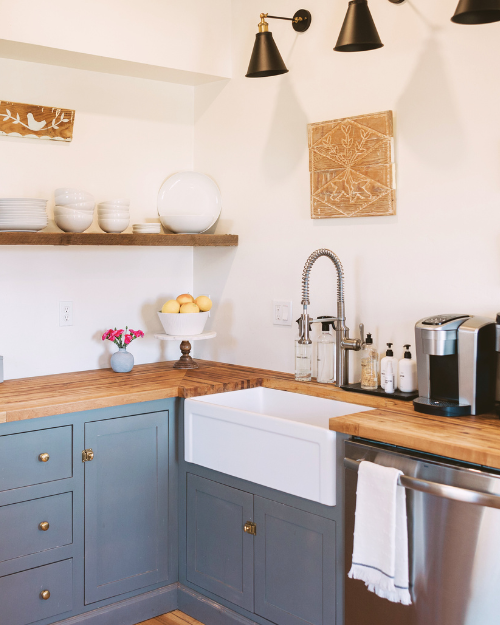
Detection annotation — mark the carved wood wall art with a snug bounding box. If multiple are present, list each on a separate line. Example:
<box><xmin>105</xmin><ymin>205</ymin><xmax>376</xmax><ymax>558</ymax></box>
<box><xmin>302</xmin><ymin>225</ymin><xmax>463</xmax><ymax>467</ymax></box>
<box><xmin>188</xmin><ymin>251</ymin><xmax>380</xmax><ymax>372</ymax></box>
<box><xmin>0</xmin><ymin>100</ymin><xmax>75</xmax><ymax>142</ymax></box>
<box><xmin>308</xmin><ymin>110</ymin><xmax>395</xmax><ymax>219</ymax></box>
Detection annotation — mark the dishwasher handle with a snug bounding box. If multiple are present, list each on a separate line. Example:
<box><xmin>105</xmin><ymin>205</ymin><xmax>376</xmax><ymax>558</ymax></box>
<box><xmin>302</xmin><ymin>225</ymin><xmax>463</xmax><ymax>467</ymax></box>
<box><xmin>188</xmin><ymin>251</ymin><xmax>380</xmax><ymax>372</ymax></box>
<box><xmin>344</xmin><ymin>458</ymin><xmax>500</xmax><ymax>510</ymax></box>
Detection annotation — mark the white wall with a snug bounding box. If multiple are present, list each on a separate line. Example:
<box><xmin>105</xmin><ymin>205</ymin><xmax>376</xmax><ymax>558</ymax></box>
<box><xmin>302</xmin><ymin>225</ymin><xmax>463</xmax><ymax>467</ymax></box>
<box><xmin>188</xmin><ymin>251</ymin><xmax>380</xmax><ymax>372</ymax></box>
<box><xmin>0</xmin><ymin>57</ymin><xmax>194</xmax><ymax>379</ymax></box>
<box><xmin>193</xmin><ymin>0</ymin><xmax>500</xmax><ymax>377</ymax></box>
<box><xmin>0</xmin><ymin>0</ymin><xmax>232</xmax><ymax>80</ymax></box>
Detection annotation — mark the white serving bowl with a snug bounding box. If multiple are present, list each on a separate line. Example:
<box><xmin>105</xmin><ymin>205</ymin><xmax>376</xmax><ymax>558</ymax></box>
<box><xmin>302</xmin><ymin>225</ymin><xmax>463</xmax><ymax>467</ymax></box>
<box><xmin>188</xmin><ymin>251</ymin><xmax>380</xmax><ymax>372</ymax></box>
<box><xmin>55</xmin><ymin>188</ymin><xmax>94</xmax><ymax>198</ymax></box>
<box><xmin>157</xmin><ymin>311</ymin><xmax>209</xmax><ymax>336</ymax></box>
<box><xmin>55</xmin><ymin>198</ymin><xmax>95</xmax><ymax>211</ymax></box>
<box><xmin>98</xmin><ymin>216</ymin><xmax>130</xmax><ymax>233</ymax></box>
<box><xmin>160</xmin><ymin>214</ymin><xmax>215</xmax><ymax>234</ymax></box>
<box><xmin>55</xmin><ymin>211</ymin><xmax>93</xmax><ymax>233</ymax></box>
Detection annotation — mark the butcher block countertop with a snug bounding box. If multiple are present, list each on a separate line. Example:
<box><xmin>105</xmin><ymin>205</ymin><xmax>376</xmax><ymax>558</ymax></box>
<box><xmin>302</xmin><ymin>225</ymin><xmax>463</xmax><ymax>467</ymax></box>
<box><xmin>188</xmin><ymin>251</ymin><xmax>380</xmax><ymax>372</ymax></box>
<box><xmin>1</xmin><ymin>360</ymin><xmax>500</xmax><ymax>469</ymax></box>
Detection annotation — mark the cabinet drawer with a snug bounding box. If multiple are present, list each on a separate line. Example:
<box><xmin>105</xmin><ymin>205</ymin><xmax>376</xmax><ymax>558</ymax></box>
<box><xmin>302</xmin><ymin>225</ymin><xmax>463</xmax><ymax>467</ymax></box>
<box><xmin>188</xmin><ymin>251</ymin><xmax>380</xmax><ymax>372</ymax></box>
<box><xmin>0</xmin><ymin>426</ymin><xmax>72</xmax><ymax>491</ymax></box>
<box><xmin>0</xmin><ymin>559</ymin><xmax>73</xmax><ymax>625</ymax></box>
<box><xmin>0</xmin><ymin>492</ymin><xmax>73</xmax><ymax>563</ymax></box>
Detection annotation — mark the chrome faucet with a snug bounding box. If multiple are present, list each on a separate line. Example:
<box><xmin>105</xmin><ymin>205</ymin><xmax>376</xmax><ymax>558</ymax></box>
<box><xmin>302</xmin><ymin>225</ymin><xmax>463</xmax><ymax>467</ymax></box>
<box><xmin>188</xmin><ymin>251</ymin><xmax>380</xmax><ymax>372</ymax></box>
<box><xmin>299</xmin><ymin>248</ymin><xmax>362</xmax><ymax>386</ymax></box>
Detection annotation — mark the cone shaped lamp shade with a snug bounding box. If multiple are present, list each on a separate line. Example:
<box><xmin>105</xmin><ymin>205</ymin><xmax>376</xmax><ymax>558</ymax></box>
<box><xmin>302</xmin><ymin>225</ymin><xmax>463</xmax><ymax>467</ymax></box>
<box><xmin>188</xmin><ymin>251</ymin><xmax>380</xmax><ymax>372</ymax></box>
<box><xmin>334</xmin><ymin>0</ymin><xmax>384</xmax><ymax>52</ymax></box>
<box><xmin>451</xmin><ymin>0</ymin><xmax>500</xmax><ymax>23</ymax></box>
<box><xmin>246</xmin><ymin>32</ymin><xmax>289</xmax><ymax>77</ymax></box>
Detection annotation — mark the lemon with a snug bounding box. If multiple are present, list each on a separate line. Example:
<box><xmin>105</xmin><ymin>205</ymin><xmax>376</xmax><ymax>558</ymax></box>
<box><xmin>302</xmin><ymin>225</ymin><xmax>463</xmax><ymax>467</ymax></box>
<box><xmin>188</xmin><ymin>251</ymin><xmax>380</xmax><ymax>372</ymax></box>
<box><xmin>180</xmin><ymin>302</ymin><xmax>200</xmax><ymax>313</ymax></box>
<box><xmin>162</xmin><ymin>299</ymin><xmax>180</xmax><ymax>313</ymax></box>
<box><xmin>195</xmin><ymin>295</ymin><xmax>212</xmax><ymax>312</ymax></box>
<box><xmin>177</xmin><ymin>293</ymin><xmax>194</xmax><ymax>305</ymax></box>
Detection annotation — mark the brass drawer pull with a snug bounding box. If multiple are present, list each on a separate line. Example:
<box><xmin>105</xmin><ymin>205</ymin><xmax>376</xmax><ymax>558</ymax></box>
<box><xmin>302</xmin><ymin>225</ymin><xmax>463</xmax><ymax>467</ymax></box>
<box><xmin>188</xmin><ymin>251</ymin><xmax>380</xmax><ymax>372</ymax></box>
<box><xmin>39</xmin><ymin>453</ymin><xmax>50</xmax><ymax>462</ymax></box>
<box><xmin>39</xmin><ymin>521</ymin><xmax>50</xmax><ymax>531</ymax></box>
<box><xmin>40</xmin><ymin>590</ymin><xmax>51</xmax><ymax>600</ymax></box>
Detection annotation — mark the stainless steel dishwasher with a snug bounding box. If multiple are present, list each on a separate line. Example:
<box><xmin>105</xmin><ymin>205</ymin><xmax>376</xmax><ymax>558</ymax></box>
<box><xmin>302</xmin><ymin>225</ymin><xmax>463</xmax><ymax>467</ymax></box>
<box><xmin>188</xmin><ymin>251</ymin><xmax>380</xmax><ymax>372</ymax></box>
<box><xmin>344</xmin><ymin>439</ymin><xmax>500</xmax><ymax>625</ymax></box>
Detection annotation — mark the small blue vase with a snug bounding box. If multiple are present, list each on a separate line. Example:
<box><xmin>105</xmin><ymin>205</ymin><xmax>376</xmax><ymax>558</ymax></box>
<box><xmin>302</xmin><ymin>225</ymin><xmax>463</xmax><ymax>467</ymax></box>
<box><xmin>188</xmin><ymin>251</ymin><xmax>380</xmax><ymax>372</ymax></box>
<box><xmin>110</xmin><ymin>347</ymin><xmax>134</xmax><ymax>373</ymax></box>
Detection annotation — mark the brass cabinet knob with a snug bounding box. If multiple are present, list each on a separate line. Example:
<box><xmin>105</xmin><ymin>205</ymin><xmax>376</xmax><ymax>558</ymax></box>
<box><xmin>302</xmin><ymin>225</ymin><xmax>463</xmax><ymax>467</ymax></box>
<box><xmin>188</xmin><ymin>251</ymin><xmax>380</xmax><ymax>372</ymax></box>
<box><xmin>40</xmin><ymin>590</ymin><xmax>51</xmax><ymax>600</ymax></box>
<box><xmin>39</xmin><ymin>453</ymin><xmax>50</xmax><ymax>462</ymax></box>
<box><xmin>39</xmin><ymin>521</ymin><xmax>50</xmax><ymax>531</ymax></box>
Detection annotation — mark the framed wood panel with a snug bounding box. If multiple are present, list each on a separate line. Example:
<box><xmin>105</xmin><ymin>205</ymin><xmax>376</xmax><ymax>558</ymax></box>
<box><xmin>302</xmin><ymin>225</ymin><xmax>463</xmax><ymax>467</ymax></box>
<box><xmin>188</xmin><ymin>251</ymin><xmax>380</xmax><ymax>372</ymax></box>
<box><xmin>308</xmin><ymin>110</ymin><xmax>395</xmax><ymax>219</ymax></box>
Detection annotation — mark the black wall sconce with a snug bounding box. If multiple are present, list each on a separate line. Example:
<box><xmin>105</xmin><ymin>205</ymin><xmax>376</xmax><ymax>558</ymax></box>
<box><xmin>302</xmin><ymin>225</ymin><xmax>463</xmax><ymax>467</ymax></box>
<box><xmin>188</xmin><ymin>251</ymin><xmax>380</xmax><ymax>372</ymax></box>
<box><xmin>246</xmin><ymin>9</ymin><xmax>312</xmax><ymax>78</ymax></box>
<box><xmin>334</xmin><ymin>0</ymin><xmax>500</xmax><ymax>53</ymax></box>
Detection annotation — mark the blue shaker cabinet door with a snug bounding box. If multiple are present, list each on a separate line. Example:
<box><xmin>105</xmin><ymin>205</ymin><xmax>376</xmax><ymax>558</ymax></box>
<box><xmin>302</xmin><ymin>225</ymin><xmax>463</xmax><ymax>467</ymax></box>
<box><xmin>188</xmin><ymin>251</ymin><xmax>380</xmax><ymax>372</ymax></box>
<box><xmin>254</xmin><ymin>497</ymin><xmax>336</xmax><ymax>625</ymax></box>
<box><xmin>84</xmin><ymin>411</ymin><xmax>170</xmax><ymax>604</ymax></box>
<box><xmin>186</xmin><ymin>474</ymin><xmax>254</xmax><ymax>612</ymax></box>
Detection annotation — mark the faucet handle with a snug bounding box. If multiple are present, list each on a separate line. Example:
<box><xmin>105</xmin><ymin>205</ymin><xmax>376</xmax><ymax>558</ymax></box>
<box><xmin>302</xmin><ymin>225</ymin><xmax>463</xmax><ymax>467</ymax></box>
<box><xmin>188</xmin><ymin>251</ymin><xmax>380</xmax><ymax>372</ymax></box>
<box><xmin>359</xmin><ymin>323</ymin><xmax>365</xmax><ymax>345</ymax></box>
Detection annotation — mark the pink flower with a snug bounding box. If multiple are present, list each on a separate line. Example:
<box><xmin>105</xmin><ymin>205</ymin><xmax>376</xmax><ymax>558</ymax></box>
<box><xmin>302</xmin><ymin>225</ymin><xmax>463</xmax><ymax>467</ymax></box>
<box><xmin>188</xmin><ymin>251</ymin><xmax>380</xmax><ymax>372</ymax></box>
<box><xmin>102</xmin><ymin>330</ymin><xmax>111</xmax><ymax>341</ymax></box>
<box><xmin>134</xmin><ymin>330</ymin><xmax>145</xmax><ymax>338</ymax></box>
<box><xmin>124</xmin><ymin>334</ymin><xmax>132</xmax><ymax>345</ymax></box>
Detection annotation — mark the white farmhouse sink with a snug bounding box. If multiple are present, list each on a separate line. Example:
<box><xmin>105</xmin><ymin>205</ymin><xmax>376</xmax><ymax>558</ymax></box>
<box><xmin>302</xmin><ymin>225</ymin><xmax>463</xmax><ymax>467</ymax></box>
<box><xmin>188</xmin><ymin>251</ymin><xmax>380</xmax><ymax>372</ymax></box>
<box><xmin>184</xmin><ymin>387</ymin><xmax>372</xmax><ymax>506</ymax></box>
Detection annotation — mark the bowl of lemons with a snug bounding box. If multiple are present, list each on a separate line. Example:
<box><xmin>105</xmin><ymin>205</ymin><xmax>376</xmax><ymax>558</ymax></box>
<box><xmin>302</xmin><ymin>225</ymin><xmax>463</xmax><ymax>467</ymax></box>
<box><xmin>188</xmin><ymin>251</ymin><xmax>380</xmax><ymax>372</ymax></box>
<box><xmin>158</xmin><ymin>293</ymin><xmax>212</xmax><ymax>335</ymax></box>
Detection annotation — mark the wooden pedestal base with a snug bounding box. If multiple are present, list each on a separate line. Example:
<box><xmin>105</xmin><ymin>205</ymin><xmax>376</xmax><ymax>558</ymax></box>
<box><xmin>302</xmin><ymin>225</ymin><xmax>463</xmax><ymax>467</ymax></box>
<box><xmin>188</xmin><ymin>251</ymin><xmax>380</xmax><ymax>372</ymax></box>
<box><xmin>173</xmin><ymin>341</ymin><xmax>199</xmax><ymax>370</ymax></box>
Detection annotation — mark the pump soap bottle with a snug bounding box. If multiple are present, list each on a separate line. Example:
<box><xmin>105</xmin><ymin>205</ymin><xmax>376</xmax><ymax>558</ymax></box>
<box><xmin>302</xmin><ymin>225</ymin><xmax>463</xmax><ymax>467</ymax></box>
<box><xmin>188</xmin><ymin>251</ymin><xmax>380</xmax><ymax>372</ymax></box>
<box><xmin>381</xmin><ymin>343</ymin><xmax>398</xmax><ymax>390</ymax></box>
<box><xmin>399</xmin><ymin>344</ymin><xmax>417</xmax><ymax>392</ymax></box>
<box><xmin>360</xmin><ymin>333</ymin><xmax>378</xmax><ymax>390</ymax></box>
<box><xmin>316</xmin><ymin>316</ymin><xmax>335</xmax><ymax>384</ymax></box>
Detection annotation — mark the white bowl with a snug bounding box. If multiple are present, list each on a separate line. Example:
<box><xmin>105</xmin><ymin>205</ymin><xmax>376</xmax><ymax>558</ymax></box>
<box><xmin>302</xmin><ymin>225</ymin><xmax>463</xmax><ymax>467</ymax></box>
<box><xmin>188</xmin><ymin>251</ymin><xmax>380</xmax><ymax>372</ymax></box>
<box><xmin>98</xmin><ymin>216</ymin><xmax>130</xmax><ymax>233</ymax></box>
<box><xmin>157</xmin><ymin>310</ymin><xmax>209</xmax><ymax>335</ymax></box>
<box><xmin>54</xmin><ymin>206</ymin><xmax>93</xmax><ymax>217</ymax></box>
<box><xmin>55</xmin><ymin>188</ymin><xmax>94</xmax><ymax>197</ymax></box>
<box><xmin>160</xmin><ymin>214</ymin><xmax>215</xmax><ymax>234</ymax></box>
<box><xmin>55</xmin><ymin>198</ymin><xmax>95</xmax><ymax>211</ymax></box>
<box><xmin>100</xmin><ymin>199</ymin><xmax>130</xmax><ymax>206</ymax></box>
<box><xmin>55</xmin><ymin>212</ymin><xmax>93</xmax><ymax>233</ymax></box>
<box><xmin>97</xmin><ymin>208</ymin><xmax>130</xmax><ymax>216</ymax></box>
<box><xmin>98</xmin><ymin>202</ymin><xmax>131</xmax><ymax>211</ymax></box>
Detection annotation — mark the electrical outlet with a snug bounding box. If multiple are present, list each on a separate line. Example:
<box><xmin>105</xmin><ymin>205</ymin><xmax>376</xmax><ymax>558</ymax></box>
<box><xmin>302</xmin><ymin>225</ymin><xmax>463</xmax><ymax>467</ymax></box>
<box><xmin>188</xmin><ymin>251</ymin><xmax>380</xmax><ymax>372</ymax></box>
<box><xmin>273</xmin><ymin>300</ymin><xmax>292</xmax><ymax>326</ymax></box>
<box><xmin>59</xmin><ymin>301</ymin><xmax>73</xmax><ymax>327</ymax></box>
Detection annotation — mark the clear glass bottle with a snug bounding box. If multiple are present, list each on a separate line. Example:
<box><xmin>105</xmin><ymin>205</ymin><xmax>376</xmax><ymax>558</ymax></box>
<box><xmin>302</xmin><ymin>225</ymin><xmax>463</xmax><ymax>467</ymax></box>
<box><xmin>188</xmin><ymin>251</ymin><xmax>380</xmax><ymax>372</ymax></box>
<box><xmin>360</xmin><ymin>333</ymin><xmax>378</xmax><ymax>390</ymax></box>
<box><xmin>295</xmin><ymin>340</ymin><xmax>313</xmax><ymax>381</ymax></box>
<box><xmin>316</xmin><ymin>317</ymin><xmax>335</xmax><ymax>384</ymax></box>
<box><xmin>295</xmin><ymin>316</ymin><xmax>313</xmax><ymax>381</ymax></box>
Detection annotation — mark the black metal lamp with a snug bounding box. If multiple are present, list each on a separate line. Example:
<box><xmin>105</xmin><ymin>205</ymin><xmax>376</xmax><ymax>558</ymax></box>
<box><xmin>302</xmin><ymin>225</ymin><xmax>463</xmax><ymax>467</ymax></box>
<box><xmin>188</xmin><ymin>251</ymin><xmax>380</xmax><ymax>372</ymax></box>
<box><xmin>246</xmin><ymin>10</ymin><xmax>312</xmax><ymax>78</ymax></box>
<box><xmin>451</xmin><ymin>0</ymin><xmax>500</xmax><ymax>24</ymax></box>
<box><xmin>334</xmin><ymin>0</ymin><xmax>384</xmax><ymax>52</ymax></box>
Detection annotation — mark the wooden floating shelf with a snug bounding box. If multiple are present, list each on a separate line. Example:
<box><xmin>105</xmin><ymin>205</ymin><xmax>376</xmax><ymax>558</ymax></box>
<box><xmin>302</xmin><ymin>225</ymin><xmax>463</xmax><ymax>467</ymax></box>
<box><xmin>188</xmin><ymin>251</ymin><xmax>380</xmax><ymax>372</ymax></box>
<box><xmin>0</xmin><ymin>233</ymin><xmax>238</xmax><ymax>247</ymax></box>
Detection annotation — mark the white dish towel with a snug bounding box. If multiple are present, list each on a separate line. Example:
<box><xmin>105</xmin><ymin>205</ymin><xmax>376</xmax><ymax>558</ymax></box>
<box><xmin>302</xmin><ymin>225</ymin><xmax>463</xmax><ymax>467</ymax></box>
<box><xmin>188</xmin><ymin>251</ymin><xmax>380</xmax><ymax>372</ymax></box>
<box><xmin>348</xmin><ymin>460</ymin><xmax>412</xmax><ymax>605</ymax></box>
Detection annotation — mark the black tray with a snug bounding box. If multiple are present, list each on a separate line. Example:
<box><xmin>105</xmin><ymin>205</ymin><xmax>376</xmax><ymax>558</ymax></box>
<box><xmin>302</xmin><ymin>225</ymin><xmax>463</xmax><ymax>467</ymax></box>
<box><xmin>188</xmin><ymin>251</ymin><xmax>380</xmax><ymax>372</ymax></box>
<box><xmin>340</xmin><ymin>382</ymin><xmax>418</xmax><ymax>401</ymax></box>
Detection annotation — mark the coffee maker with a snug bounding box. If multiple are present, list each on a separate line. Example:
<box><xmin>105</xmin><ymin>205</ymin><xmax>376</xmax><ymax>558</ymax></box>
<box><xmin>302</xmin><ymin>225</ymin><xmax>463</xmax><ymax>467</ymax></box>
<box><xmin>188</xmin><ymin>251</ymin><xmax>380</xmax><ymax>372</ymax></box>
<box><xmin>414</xmin><ymin>314</ymin><xmax>497</xmax><ymax>417</ymax></box>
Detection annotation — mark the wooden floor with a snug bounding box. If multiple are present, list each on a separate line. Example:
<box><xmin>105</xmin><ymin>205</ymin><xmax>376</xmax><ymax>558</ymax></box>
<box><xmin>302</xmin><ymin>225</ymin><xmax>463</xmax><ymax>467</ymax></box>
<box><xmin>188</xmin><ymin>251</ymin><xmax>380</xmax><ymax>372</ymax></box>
<box><xmin>138</xmin><ymin>611</ymin><xmax>204</xmax><ymax>625</ymax></box>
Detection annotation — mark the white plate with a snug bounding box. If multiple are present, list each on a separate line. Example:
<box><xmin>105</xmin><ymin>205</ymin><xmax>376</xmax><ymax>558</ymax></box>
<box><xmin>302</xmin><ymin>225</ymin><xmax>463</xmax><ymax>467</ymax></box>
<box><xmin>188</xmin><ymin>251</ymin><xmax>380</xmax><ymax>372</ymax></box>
<box><xmin>0</xmin><ymin>198</ymin><xmax>47</xmax><ymax>203</ymax></box>
<box><xmin>0</xmin><ymin>224</ymin><xmax>47</xmax><ymax>231</ymax></box>
<box><xmin>157</xmin><ymin>171</ymin><xmax>221</xmax><ymax>234</ymax></box>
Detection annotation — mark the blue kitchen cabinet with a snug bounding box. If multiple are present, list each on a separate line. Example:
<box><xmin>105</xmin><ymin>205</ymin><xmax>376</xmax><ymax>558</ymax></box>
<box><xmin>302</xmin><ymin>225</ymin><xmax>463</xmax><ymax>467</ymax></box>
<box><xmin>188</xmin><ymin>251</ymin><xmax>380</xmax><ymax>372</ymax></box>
<box><xmin>84</xmin><ymin>410</ymin><xmax>172</xmax><ymax>604</ymax></box>
<box><xmin>254</xmin><ymin>497</ymin><xmax>336</xmax><ymax>625</ymax></box>
<box><xmin>186</xmin><ymin>474</ymin><xmax>254</xmax><ymax>611</ymax></box>
<box><xmin>185</xmin><ymin>474</ymin><xmax>336</xmax><ymax>625</ymax></box>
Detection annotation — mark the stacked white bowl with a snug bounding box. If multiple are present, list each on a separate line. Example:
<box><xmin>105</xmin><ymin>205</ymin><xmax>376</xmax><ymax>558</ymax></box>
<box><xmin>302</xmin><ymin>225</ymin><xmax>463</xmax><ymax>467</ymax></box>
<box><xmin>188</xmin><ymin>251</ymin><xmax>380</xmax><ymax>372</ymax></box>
<box><xmin>54</xmin><ymin>188</ymin><xmax>95</xmax><ymax>233</ymax></box>
<box><xmin>98</xmin><ymin>200</ymin><xmax>130</xmax><ymax>233</ymax></box>
<box><xmin>0</xmin><ymin>198</ymin><xmax>48</xmax><ymax>231</ymax></box>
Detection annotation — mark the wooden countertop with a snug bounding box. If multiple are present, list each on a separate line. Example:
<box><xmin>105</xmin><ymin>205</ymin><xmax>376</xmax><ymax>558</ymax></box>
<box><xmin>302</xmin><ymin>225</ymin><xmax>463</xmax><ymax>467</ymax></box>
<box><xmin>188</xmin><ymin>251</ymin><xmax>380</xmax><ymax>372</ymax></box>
<box><xmin>1</xmin><ymin>360</ymin><xmax>500</xmax><ymax>469</ymax></box>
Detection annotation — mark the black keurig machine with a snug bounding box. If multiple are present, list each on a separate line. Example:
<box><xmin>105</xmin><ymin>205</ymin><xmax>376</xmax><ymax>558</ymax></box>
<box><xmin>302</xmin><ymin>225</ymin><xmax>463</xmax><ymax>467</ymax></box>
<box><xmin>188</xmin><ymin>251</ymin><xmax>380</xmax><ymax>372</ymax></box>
<box><xmin>413</xmin><ymin>314</ymin><xmax>497</xmax><ymax>417</ymax></box>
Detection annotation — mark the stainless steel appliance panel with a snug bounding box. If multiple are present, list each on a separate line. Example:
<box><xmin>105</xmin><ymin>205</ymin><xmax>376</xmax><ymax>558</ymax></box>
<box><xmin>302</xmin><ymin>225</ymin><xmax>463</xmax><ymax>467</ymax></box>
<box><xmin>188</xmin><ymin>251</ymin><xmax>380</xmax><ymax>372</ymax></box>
<box><xmin>345</xmin><ymin>440</ymin><xmax>500</xmax><ymax>625</ymax></box>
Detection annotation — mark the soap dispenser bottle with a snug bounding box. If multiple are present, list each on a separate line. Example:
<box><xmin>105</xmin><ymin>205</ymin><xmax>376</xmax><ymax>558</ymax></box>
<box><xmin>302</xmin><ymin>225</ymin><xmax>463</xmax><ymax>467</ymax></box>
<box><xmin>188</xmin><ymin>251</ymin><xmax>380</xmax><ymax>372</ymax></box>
<box><xmin>360</xmin><ymin>333</ymin><xmax>378</xmax><ymax>390</ymax></box>
<box><xmin>399</xmin><ymin>344</ymin><xmax>417</xmax><ymax>392</ymax></box>
<box><xmin>316</xmin><ymin>316</ymin><xmax>335</xmax><ymax>384</ymax></box>
<box><xmin>381</xmin><ymin>343</ymin><xmax>398</xmax><ymax>390</ymax></box>
<box><xmin>295</xmin><ymin>317</ymin><xmax>313</xmax><ymax>382</ymax></box>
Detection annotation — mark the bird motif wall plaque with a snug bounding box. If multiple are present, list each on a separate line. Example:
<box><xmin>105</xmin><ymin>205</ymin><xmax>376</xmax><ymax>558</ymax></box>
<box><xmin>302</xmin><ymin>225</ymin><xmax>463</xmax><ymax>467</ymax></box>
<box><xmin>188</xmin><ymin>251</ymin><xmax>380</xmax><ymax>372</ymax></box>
<box><xmin>0</xmin><ymin>100</ymin><xmax>75</xmax><ymax>142</ymax></box>
<box><xmin>308</xmin><ymin>110</ymin><xmax>395</xmax><ymax>218</ymax></box>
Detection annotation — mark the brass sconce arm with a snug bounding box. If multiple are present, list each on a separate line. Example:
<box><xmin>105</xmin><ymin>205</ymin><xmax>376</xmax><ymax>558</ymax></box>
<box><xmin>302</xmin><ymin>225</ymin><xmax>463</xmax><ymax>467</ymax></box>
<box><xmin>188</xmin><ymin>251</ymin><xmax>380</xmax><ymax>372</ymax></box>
<box><xmin>258</xmin><ymin>9</ymin><xmax>312</xmax><ymax>33</ymax></box>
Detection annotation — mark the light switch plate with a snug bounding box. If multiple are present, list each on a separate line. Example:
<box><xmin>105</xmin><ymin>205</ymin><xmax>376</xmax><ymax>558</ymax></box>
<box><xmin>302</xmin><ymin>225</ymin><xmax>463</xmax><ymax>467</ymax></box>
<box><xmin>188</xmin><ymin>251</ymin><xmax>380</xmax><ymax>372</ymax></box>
<box><xmin>273</xmin><ymin>300</ymin><xmax>292</xmax><ymax>326</ymax></box>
